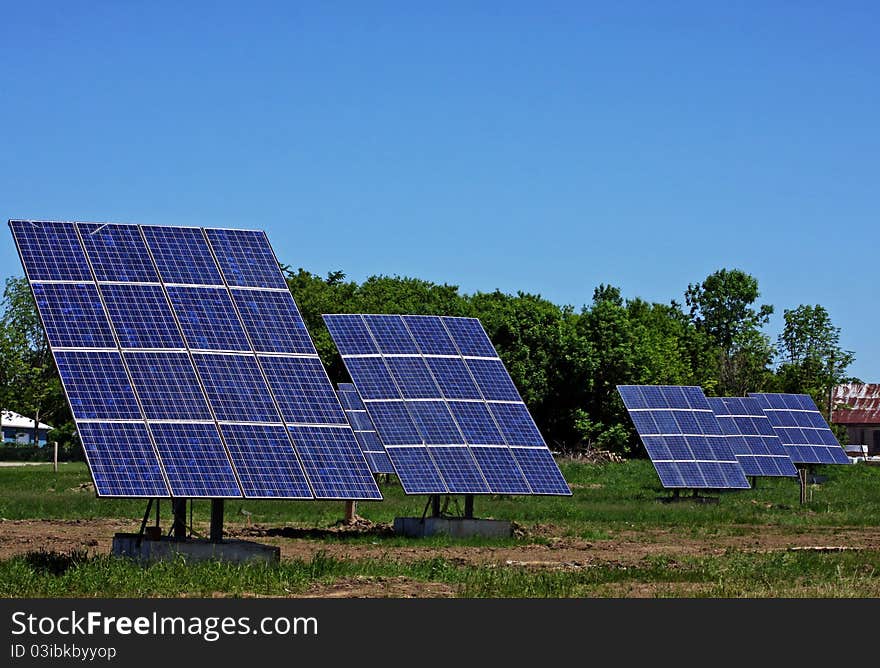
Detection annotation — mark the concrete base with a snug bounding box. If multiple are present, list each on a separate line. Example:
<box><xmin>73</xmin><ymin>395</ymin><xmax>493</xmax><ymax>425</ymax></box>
<box><xmin>393</xmin><ymin>517</ymin><xmax>512</xmax><ymax>538</ymax></box>
<box><xmin>112</xmin><ymin>533</ymin><xmax>279</xmax><ymax>564</ymax></box>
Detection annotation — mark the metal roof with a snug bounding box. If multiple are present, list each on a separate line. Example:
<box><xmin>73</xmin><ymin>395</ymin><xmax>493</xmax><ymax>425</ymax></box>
<box><xmin>832</xmin><ymin>384</ymin><xmax>880</xmax><ymax>424</ymax></box>
<box><xmin>1</xmin><ymin>411</ymin><xmax>53</xmax><ymax>431</ymax></box>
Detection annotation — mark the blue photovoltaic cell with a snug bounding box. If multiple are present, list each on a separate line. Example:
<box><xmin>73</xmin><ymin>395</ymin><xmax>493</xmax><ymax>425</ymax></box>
<box><xmin>287</xmin><ymin>426</ymin><xmax>381</xmax><ymax>499</ymax></box>
<box><xmin>442</xmin><ymin>317</ymin><xmax>497</xmax><ymax>358</ymax></box>
<box><xmin>78</xmin><ymin>223</ymin><xmax>159</xmax><ymax>283</ymax></box>
<box><xmin>347</xmin><ymin>410</ymin><xmax>375</xmax><ymax>431</ymax></box>
<box><xmin>231</xmin><ymin>289</ymin><xmax>314</xmax><ymax>354</ymax></box>
<box><xmin>259</xmin><ymin>355</ymin><xmax>347</xmax><ymax>425</ymax></box>
<box><xmin>470</xmin><ymin>447</ymin><xmax>531</xmax><ymax>494</ymax></box>
<box><xmin>429</xmin><ymin>447</ymin><xmax>488</xmax><ymax>493</ymax></box>
<box><xmin>125</xmin><ymin>351</ymin><xmax>213</xmax><ymax>420</ymax></box>
<box><xmin>167</xmin><ymin>286</ymin><xmax>251</xmax><ymax>351</ymax></box>
<box><xmin>31</xmin><ymin>283</ymin><xmax>116</xmax><ymax>349</ymax></box>
<box><xmin>749</xmin><ymin>393</ymin><xmax>849</xmax><ymax>465</ymax></box>
<box><xmin>336</xmin><ymin>383</ymin><xmax>362</xmax><ymax>410</ymax></box>
<box><xmin>402</xmin><ymin>315</ymin><xmax>459</xmax><ymax>355</ymax></box>
<box><xmin>384</xmin><ymin>446</ymin><xmax>447</xmax><ymax>494</ymax></box>
<box><xmin>323</xmin><ymin>315</ymin><xmax>378</xmax><ymax>356</ymax></box>
<box><xmin>488</xmin><ymin>403</ymin><xmax>545</xmax><ymax>446</ymax></box>
<box><xmin>385</xmin><ymin>357</ymin><xmax>441</xmax><ymax>399</ymax></box>
<box><xmin>362</xmin><ymin>315</ymin><xmax>419</xmax><ymax>354</ymax></box>
<box><xmin>13</xmin><ymin>221</ymin><xmax>380</xmax><ymax>501</ymax></box>
<box><xmin>218</xmin><ymin>424</ymin><xmax>312</xmax><ymax>498</ymax></box>
<box><xmin>511</xmin><ymin>448</ymin><xmax>572</xmax><ymax>495</ymax></box>
<box><xmin>707</xmin><ymin>397</ymin><xmax>797</xmax><ymax>477</ymax></box>
<box><xmin>141</xmin><ymin>226</ymin><xmax>224</xmax><ymax>285</ymax></box>
<box><xmin>338</xmin><ymin>383</ymin><xmax>394</xmax><ymax>475</ymax></box>
<box><xmin>325</xmin><ymin>313</ymin><xmax>570</xmax><ymax>495</ymax></box>
<box><xmin>149</xmin><ymin>422</ymin><xmax>242</xmax><ymax>497</ymax></box>
<box><xmin>77</xmin><ymin>422</ymin><xmax>169</xmax><ymax>497</ymax></box>
<box><xmin>10</xmin><ymin>220</ymin><xmax>92</xmax><ymax>281</ymax></box>
<box><xmin>101</xmin><ymin>284</ymin><xmax>185</xmax><ymax>349</ymax></box>
<box><xmin>54</xmin><ymin>351</ymin><xmax>142</xmax><ymax>420</ymax></box>
<box><xmin>344</xmin><ymin>357</ymin><xmax>400</xmax><ymax>400</ymax></box>
<box><xmin>425</xmin><ymin>357</ymin><xmax>482</xmax><ymax>399</ymax></box>
<box><xmin>448</xmin><ymin>402</ymin><xmax>504</xmax><ymax>445</ymax></box>
<box><xmin>192</xmin><ymin>353</ymin><xmax>280</xmax><ymax>422</ymax></box>
<box><xmin>618</xmin><ymin>385</ymin><xmax>750</xmax><ymax>489</ymax></box>
<box><xmin>465</xmin><ymin>359</ymin><xmax>522</xmax><ymax>401</ymax></box>
<box><xmin>366</xmin><ymin>402</ymin><xmax>422</xmax><ymax>445</ymax></box>
<box><xmin>205</xmin><ymin>228</ymin><xmax>288</xmax><ymax>290</ymax></box>
<box><xmin>366</xmin><ymin>452</ymin><xmax>394</xmax><ymax>474</ymax></box>
<box><xmin>407</xmin><ymin>401</ymin><xmax>464</xmax><ymax>445</ymax></box>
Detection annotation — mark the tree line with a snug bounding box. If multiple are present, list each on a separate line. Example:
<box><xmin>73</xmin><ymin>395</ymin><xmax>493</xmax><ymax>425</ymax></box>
<box><xmin>0</xmin><ymin>267</ymin><xmax>857</xmax><ymax>458</ymax></box>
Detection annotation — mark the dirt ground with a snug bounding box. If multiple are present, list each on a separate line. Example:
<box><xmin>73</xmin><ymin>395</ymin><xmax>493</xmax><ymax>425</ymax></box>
<box><xmin>3</xmin><ymin>517</ymin><xmax>879</xmax><ymax>598</ymax></box>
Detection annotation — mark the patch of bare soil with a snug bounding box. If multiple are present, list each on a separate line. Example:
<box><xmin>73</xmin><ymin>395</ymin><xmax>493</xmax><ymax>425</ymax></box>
<box><xmin>3</xmin><ymin>519</ymin><xmax>880</xmax><ymax>571</ymax></box>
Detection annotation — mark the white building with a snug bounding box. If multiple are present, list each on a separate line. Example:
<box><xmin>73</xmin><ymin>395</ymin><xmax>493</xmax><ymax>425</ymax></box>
<box><xmin>1</xmin><ymin>411</ymin><xmax>53</xmax><ymax>446</ymax></box>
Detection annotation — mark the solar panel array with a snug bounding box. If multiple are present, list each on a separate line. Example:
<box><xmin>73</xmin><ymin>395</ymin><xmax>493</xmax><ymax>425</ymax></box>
<box><xmin>707</xmin><ymin>397</ymin><xmax>798</xmax><ymax>477</ymax></box>
<box><xmin>749</xmin><ymin>393</ymin><xmax>849</xmax><ymax>465</ymax></box>
<box><xmin>617</xmin><ymin>385</ymin><xmax>750</xmax><ymax>489</ymax></box>
<box><xmin>10</xmin><ymin>220</ymin><xmax>381</xmax><ymax>500</ymax></box>
<box><xmin>337</xmin><ymin>382</ymin><xmax>394</xmax><ymax>474</ymax></box>
<box><xmin>324</xmin><ymin>314</ymin><xmax>571</xmax><ymax>496</ymax></box>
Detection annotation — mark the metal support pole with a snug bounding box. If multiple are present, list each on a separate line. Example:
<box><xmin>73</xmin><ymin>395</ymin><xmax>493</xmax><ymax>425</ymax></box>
<box><xmin>344</xmin><ymin>500</ymin><xmax>356</xmax><ymax>522</ymax></box>
<box><xmin>798</xmin><ymin>467</ymin><xmax>808</xmax><ymax>505</ymax></box>
<box><xmin>53</xmin><ymin>441</ymin><xmax>58</xmax><ymax>473</ymax></box>
<box><xmin>155</xmin><ymin>499</ymin><xmax>160</xmax><ymax>527</ymax></box>
<box><xmin>210</xmin><ymin>499</ymin><xmax>224</xmax><ymax>543</ymax></box>
<box><xmin>464</xmin><ymin>495</ymin><xmax>474</xmax><ymax>519</ymax></box>
<box><xmin>431</xmin><ymin>494</ymin><xmax>441</xmax><ymax>518</ymax></box>
<box><xmin>172</xmin><ymin>498</ymin><xmax>187</xmax><ymax>539</ymax></box>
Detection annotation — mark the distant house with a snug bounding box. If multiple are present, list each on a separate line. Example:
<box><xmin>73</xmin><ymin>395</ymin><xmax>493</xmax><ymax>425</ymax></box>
<box><xmin>1</xmin><ymin>411</ymin><xmax>53</xmax><ymax>446</ymax></box>
<box><xmin>832</xmin><ymin>384</ymin><xmax>880</xmax><ymax>456</ymax></box>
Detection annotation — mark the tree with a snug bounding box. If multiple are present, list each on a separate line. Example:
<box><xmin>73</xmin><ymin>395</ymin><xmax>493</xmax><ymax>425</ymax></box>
<box><xmin>0</xmin><ymin>277</ymin><xmax>72</xmax><ymax>447</ymax></box>
<box><xmin>777</xmin><ymin>304</ymin><xmax>854</xmax><ymax>416</ymax></box>
<box><xmin>685</xmin><ymin>269</ymin><xmax>774</xmax><ymax>395</ymax></box>
<box><xmin>470</xmin><ymin>290</ymin><xmax>592</xmax><ymax>449</ymax></box>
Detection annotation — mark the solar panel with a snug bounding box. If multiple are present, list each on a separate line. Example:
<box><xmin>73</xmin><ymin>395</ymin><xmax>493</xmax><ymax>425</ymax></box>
<box><xmin>324</xmin><ymin>314</ymin><xmax>571</xmax><ymax>496</ymax></box>
<box><xmin>10</xmin><ymin>220</ymin><xmax>380</xmax><ymax>500</ymax></box>
<box><xmin>748</xmin><ymin>393</ymin><xmax>850</xmax><ymax>465</ymax></box>
<box><xmin>707</xmin><ymin>397</ymin><xmax>798</xmax><ymax>477</ymax></box>
<box><xmin>618</xmin><ymin>385</ymin><xmax>750</xmax><ymax>489</ymax></box>
<box><xmin>337</xmin><ymin>383</ymin><xmax>394</xmax><ymax>474</ymax></box>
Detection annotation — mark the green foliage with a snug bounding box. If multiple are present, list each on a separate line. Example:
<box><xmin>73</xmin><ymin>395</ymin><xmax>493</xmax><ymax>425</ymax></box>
<box><xmin>0</xmin><ymin>263</ymin><xmax>857</xmax><ymax>459</ymax></box>
<box><xmin>685</xmin><ymin>268</ymin><xmax>775</xmax><ymax>395</ymax></box>
<box><xmin>0</xmin><ymin>277</ymin><xmax>72</xmax><ymax>442</ymax></box>
<box><xmin>777</xmin><ymin>304</ymin><xmax>855</xmax><ymax>413</ymax></box>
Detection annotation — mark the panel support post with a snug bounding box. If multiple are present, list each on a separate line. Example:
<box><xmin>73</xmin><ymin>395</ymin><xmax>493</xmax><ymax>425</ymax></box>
<box><xmin>464</xmin><ymin>494</ymin><xmax>474</xmax><ymax>519</ymax></box>
<box><xmin>344</xmin><ymin>500</ymin><xmax>356</xmax><ymax>522</ymax></box>
<box><xmin>798</xmin><ymin>467</ymin><xmax>808</xmax><ymax>505</ymax></box>
<box><xmin>431</xmin><ymin>495</ymin><xmax>441</xmax><ymax>518</ymax></box>
<box><xmin>172</xmin><ymin>498</ymin><xmax>187</xmax><ymax>540</ymax></box>
<box><xmin>210</xmin><ymin>499</ymin><xmax>224</xmax><ymax>543</ymax></box>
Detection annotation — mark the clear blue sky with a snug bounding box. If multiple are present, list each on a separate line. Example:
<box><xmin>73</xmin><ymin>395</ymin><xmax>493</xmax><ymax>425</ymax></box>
<box><xmin>2</xmin><ymin>3</ymin><xmax>877</xmax><ymax>379</ymax></box>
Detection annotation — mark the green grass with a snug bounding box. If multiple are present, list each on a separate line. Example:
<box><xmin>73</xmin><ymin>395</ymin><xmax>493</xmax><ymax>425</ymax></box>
<box><xmin>3</xmin><ymin>459</ymin><xmax>879</xmax><ymax>532</ymax></box>
<box><xmin>2</xmin><ymin>460</ymin><xmax>879</xmax><ymax>597</ymax></box>
<box><xmin>2</xmin><ymin>548</ymin><xmax>878</xmax><ymax>598</ymax></box>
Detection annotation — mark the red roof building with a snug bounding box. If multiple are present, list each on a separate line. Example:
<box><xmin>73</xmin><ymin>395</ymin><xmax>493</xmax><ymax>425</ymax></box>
<box><xmin>832</xmin><ymin>384</ymin><xmax>880</xmax><ymax>455</ymax></box>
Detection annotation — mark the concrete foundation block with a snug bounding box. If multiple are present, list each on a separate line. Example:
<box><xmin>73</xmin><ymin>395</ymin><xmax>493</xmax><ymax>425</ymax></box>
<box><xmin>393</xmin><ymin>517</ymin><xmax>512</xmax><ymax>538</ymax></box>
<box><xmin>112</xmin><ymin>533</ymin><xmax>279</xmax><ymax>564</ymax></box>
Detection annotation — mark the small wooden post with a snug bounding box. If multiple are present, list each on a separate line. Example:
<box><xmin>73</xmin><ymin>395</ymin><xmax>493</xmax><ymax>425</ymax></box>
<box><xmin>53</xmin><ymin>441</ymin><xmax>58</xmax><ymax>473</ymax></box>
<box><xmin>799</xmin><ymin>467</ymin><xmax>808</xmax><ymax>505</ymax></box>
<box><xmin>344</xmin><ymin>500</ymin><xmax>356</xmax><ymax>522</ymax></box>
